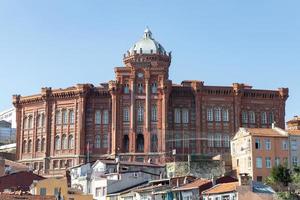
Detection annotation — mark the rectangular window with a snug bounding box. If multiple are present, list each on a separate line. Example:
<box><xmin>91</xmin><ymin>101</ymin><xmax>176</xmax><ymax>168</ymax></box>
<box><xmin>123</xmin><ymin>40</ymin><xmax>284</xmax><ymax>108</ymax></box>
<box><xmin>103</xmin><ymin>110</ymin><xmax>109</xmax><ymax>124</ymax></box>
<box><xmin>249</xmin><ymin>111</ymin><xmax>256</xmax><ymax>124</ymax></box>
<box><xmin>224</xmin><ymin>135</ymin><xmax>230</xmax><ymax>148</ymax></box>
<box><xmin>174</xmin><ymin>108</ymin><xmax>181</xmax><ymax>124</ymax></box>
<box><xmin>40</xmin><ymin>188</ymin><xmax>46</xmax><ymax>196</ymax></box>
<box><xmin>291</xmin><ymin>140</ymin><xmax>297</xmax><ymax>151</ymax></box>
<box><xmin>137</xmin><ymin>106</ymin><xmax>144</xmax><ymax>122</ymax></box>
<box><xmin>275</xmin><ymin>157</ymin><xmax>280</xmax><ymax>166</ymax></box>
<box><xmin>282</xmin><ymin>140</ymin><xmax>288</xmax><ymax>150</ymax></box>
<box><xmin>257</xmin><ymin>176</ymin><xmax>263</xmax><ymax>182</ymax></box>
<box><xmin>151</xmin><ymin>105</ymin><xmax>157</xmax><ymax>122</ymax></box>
<box><xmin>248</xmin><ymin>157</ymin><xmax>252</xmax><ymax>168</ymax></box>
<box><xmin>182</xmin><ymin>109</ymin><xmax>189</xmax><ymax>124</ymax></box>
<box><xmin>95</xmin><ymin>110</ymin><xmax>101</xmax><ymax>125</ymax></box>
<box><xmin>261</xmin><ymin>112</ymin><xmax>267</xmax><ymax>124</ymax></box>
<box><xmin>215</xmin><ymin>134</ymin><xmax>222</xmax><ymax>147</ymax></box>
<box><xmin>292</xmin><ymin>156</ymin><xmax>298</xmax><ymax>166</ymax></box>
<box><xmin>54</xmin><ymin>188</ymin><xmax>59</xmax><ymax>197</ymax></box>
<box><xmin>207</xmin><ymin>108</ymin><xmax>213</xmax><ymax>122</ymax></box>
<box><xmin>255</xmin><ymin>138</ymin><xmax>261</xmax><ymax>149</ymax></box>
<box><xmin>269</xmin><ymin>112</ymin><xmax>275</xmax><ymax>124</ymax></box>
<box><xmin>208</xmin><ymin>134</ymin><xmax>214</xmax><ymax>147</ymax></box>
<box><xmin>256</xmin><ymin>157</ymin><xmax>262</xmax><ymax>168</ymax></box>
<box><xmin>123</xmin><ymin>108</ymin><xmax>129</xmax><ymax>122</ymax></box>
<box><xmin>265</xmin><ymin>139</ymin><xmax>271</xmax><ymax>150</ymax></box>
<box><xmin>242</xmin><ymin>111</ymin><xmax>248</xmax><ymax>123</ymax></box>
<box><xmin>175</xmin><ymin>132</ymin><xmax>181</xmax><ymax>148</ymax></box>
<box><xmin>266</xmin><ymin>157</ymin><xmax>271</xmax><ymax>168</ymax></box>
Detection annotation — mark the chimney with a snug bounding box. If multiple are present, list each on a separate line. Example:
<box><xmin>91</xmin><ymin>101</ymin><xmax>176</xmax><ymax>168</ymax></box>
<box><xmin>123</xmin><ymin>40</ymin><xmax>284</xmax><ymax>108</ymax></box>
<box><xmin>0</xmin><ymin>157</ymin><xmax>5</xmax><ymax>177</ymax></box>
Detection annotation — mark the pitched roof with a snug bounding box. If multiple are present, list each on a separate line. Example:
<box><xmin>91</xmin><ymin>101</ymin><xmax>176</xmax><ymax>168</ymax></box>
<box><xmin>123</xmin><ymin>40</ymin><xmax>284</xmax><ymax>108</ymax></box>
<box><xmin>173</xmin><ymin>179</ymin><xmax>211</xmax><ymax>191</ymax></box>
<box><xmin>288</xmin><ymin>130</ymin><xmax>300</xmax><ymax>136</ymax></box>
<box><xmin>247</xmin><ymin>128</ymin><xmax>287</xmax><ymax>137</ymax></box>
<box><xmin>202</xmin><ymin>182</ymin><xmax>238</xmax><ymax>195</ymax></box>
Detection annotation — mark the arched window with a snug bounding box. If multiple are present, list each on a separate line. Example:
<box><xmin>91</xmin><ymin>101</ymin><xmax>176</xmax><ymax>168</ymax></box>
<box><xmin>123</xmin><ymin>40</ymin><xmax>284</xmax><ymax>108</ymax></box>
<box><xmin>103</xmin><ymin>110</ymin><xmax>109</xmax><ymax>124</ymax></box>
<box><xmin>137</xmin><ymin>83</ymin><xmax>144</xmax><ymax>94</ymax></box>
<box><xmin>95</xmin><ymin>110</ymin><xmax>101</xmax><ymax>125</ymax></box>
<box><xmin>95</xmin><ymin>135</ymin><xmax>101</xmax><ymax>149</ymax></box>
<box><xmin>261</xmin><ymin>112</ymin><xmax>267</xmax><ymax>124</ymax></box>
<box><xmin>28</xmin><ymin>140</ymin><xmax>32</xmax><ymax>153</ymax></box>
<box><xmin>214</xmin><ymin>108</ymin><xmax>221</xmax><ymax>122</ymax></box>
<box><xmin>182</xmin><ymin>109</ymin><xmax>189</xmax><ymax>124</ymax></box>
<box><xmin>56</xmin><ymin>111</ymin><xmax>61</xmax><ymax>125</ymax></box>
<box><xmin>41</xmin><ymin>113</ymin><xmax>45</xmax><ymax>127</ymax></box>
<box><xmin>69</xmin><ymin>110</ymin><xmax>75</xmax><ymax>124</ymax></box>
<box><xmin>249</xmin><ymin>111</ymin><xmax>256</xmax><ymax>124</ymax></box>
<box><xmin>41</xmin><ymin>138</ymin><xmax>45</xmax><ymax>152</ymax></box>
<box><xmin>123</xmin><ymin>108</ymin><xmax>129</xmax><ymax>122</ymax></box>
<box><xmin>102</xmin><ymin>134</ymin><xmax>108</xmax><ymax>148</ymax></box>
<box><xmin>222</xmin><ymin>109</ymin><xmax>229</xmax><ymax>122</ymax></box>
<box><xmin>136</xmin><ymin>134</ymin><xmax>144</xmax><ymax>152</ymax></box>
<box><xmin>151</xmin><ymin>105</ymin><xmax>157</xmax><ymax>122</ymax></box>
<box><xmin>151</xmin><ymin>82</ymin><xmax>157</xmax><ymax>94</ymax></box>
<box><xmin>28</xmin><ymin>116</ymin><xmax>33</xmax><ymax>129</ymax></box>
<box><xmin>23</xmin><ymin>140</ymin><xmax>27</xmax><ymax>153</ymax></box>
<box><xmin>123</xmin><ymin>135</ymin><xmax>129</xmax><ymax>152</ymax></box>
<box><xmin>62</xmin><ymin>134</ymin><xmax>68</xmax><ymax>150</ymax></box>
<box><xmin>23</xmin><ymin>117</ymin><xmax>28</xmax><ymax>129</ymax></box>
<box><xmin>36</xmin><ymin>139</ymin><xmax>41</xmax><ymax>152</ymax></box>
<box><xmin>242</xmin><ymin>111</ymin><xmax>248</xmax><ymax>124</ymax></box>
<box><xmin>68</xmin><ymin>135</ymin><xmax>74</xmax><ymax>149</ymax></box>
<box><xmin>124</xmin><ymin>84</ymin><xmax>130</xmax><ymax>94</ymax></box>
<box><xmin>55</xmin><ymin>135</ymin><xmax>61</xmax><ymax>150</ymax></box>
<box><xmin>62</xmin><ymin>109</ymin><xmax>68</xmax><ymax>125</ymax></box>
<box><xmin>36</xmin><ymin>114</ymin><xmax>41</xmax><ymax>128</ymax></box>
<box><xmin>151</xmin><ymin>134</ymin><xmax>158</xmax><ymax>152</ymax></box>
<box><xmin>174</xmin><ymin>108</ymin><xmax>181</xmax><ymax>124</ymax></box>
<box><xmin>207</xmin><ymin>108</ymin><xmax>213</xmax><ymax>122</ymax></box>
<box><xmin>137</xmin><ymin>105</ymin><xmax>144</xmax><ymax>122</ymax></box>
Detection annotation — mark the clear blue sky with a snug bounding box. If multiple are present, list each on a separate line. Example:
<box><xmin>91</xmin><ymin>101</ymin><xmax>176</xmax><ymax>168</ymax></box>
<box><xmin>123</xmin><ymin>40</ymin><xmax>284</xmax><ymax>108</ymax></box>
<box><xmin>0</xmin><ymin>1</ymin><xmax>299</xmax><ymax>121</ymax></box>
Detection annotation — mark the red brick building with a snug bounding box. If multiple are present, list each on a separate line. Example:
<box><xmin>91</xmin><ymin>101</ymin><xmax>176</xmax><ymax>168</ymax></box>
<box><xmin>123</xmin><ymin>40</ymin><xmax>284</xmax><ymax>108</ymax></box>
<box><xmin>13</xmin><ymin>28</ymin><xmax>289</xmax><ymax>176</ymax></box>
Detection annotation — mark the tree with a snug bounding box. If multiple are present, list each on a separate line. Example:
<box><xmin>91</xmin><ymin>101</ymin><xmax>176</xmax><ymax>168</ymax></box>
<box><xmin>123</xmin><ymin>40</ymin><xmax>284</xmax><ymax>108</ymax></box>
<box><xmin>265</xmin><ymin>165</ymin><xmax>292</xmax><ymax>192</ymax></box>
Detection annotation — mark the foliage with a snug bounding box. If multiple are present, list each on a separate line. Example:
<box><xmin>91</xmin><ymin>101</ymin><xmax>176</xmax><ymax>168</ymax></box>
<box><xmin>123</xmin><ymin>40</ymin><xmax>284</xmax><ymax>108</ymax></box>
<box><xmin>265</xmin><ymin>164</ymin><xmax>292</xmax><ymax>191</ymax></box>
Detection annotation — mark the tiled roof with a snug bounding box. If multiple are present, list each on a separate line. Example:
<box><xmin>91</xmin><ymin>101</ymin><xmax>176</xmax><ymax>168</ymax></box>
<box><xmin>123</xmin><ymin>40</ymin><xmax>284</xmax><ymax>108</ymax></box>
<box><xmin>173</xmin><ymin>179</ymin><xmax>211</xmax><ymax>191</ymax></box>
<box><xmin>288</xmin><ymin>130</ymin><xmax>300</xmax><ymax>136</ymax></box>
<box><xmin>202</xmin><ymin>182</ymin><xmax>238</xmax><ymax>195</ymax></box>
<box><xmin>5</xmin><ymin>159</ymin><xmax>28</xmax><ymax>173</ymax></box>
<box><xmin>247</xmin><ymin>128</ymin><xmax>287</xmax><ymax>137</ymax></box>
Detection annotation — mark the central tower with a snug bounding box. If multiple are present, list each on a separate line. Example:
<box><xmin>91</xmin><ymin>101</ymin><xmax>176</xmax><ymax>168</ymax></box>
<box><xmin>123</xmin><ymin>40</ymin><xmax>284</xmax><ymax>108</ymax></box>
<box><xmin>109</xmin><ymin>28</ymin><xmax>172</xmax><ymax>162</ymax></box>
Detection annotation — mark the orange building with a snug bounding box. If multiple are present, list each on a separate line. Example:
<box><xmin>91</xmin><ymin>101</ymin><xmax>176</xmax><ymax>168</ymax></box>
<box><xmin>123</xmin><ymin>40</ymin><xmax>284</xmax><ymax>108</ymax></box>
<box><xmin>231</xmin><ymin>127</ymin><xmax>289</xmax><ymax>182</ymax></box>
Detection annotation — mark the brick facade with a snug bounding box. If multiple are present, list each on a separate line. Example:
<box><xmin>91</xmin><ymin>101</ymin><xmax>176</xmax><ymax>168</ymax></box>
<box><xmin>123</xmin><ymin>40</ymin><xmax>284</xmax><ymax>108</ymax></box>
<box><xmin>13</xmin><ymin>29</ymin><xmax>289</xmax><ymax>175</ymax></box>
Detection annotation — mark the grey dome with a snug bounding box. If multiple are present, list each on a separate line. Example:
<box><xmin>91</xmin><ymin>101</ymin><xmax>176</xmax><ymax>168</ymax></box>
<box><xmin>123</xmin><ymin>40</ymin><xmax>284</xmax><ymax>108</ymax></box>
<box><xmin>129</xmin><ymin>28</ymin><xmax>166</xmax><ymax>55</ymax></box>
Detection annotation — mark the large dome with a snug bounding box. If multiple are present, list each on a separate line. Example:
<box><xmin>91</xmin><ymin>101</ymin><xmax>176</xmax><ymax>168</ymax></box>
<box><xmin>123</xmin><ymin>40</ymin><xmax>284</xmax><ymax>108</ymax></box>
<box><xmin>129</xmin><ymin>28</ymin><xmax>166</xmax><ymax>55</ymax></box>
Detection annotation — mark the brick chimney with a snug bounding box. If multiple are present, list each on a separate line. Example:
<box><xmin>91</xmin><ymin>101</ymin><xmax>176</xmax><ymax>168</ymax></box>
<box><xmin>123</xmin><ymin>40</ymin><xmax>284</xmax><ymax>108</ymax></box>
<box><xmin>239</xmin><ymin>173</ymin><xmax>251</xmax><ymax>186</ymax></box>
<box><xmin>0</xmin><ymin>157</ymin><xmax>5</xmax><ymax>177</ymax></box>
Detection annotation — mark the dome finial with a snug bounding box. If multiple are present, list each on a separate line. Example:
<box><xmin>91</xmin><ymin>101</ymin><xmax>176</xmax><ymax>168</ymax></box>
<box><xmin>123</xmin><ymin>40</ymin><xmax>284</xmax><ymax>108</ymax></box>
<box><xmin>144</xmin><ymin>26</ymin><xmax>152</xmax><ymax>39</ymax></box>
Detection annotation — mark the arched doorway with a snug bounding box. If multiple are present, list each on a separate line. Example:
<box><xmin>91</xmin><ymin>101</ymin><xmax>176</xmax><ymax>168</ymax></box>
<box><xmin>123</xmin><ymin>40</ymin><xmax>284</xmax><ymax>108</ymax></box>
<box><xmin>136</xmin><ymin>134</ymin><xmax>144</xmax><ymax>152</ymax></box>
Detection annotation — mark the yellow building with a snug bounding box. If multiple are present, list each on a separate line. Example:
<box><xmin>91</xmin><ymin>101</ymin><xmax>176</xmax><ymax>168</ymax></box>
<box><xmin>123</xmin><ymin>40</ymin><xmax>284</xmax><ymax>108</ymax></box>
<box><xmin>30</xmin><ymin>177</ymin><xmax>93</xmax><ymax>200</ymax></box>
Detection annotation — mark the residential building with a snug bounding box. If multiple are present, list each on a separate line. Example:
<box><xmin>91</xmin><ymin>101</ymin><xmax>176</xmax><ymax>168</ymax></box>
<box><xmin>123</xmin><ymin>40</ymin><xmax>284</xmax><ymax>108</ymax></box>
<box><xmin>287</xmin><ymin>116</ymin><xmax>300</xmax><ymax>168</ymax></box>
<box><xmin>0</xmin><ymin>157</ymin><xmax>29</xmax><ymax>176</ymax></box>
<box><xmin>202</xmin><ymin>174</ymin><xmax>275</xmax><ymax>200</ymax></box>
<box><xmin>0</xmin><ymin>171</ymin><xmax>45</xmax><ymax>192</ymax></box>
<box><xmin>70</xmin><ymin>160</ymin><xmax>162</xmax><ymax>200</ymax></box>
<box><xmin>13</xmin><ymin>28</ymin><xmax>289</xmax><ymax>176</ymax></box>
<box><xmin>231</xmin><ymin>127</ymin><xmax>289</xmax><ymax>182</ymax></box>
<box><xmin>30</xmin><ymin>177</ymin><xmax>93</xmax><ymax>200</ymax></box>
<box><xmin>172</xmin><ymin>179</ymin><xmax>212</xmax><ymax>200</ymax></box>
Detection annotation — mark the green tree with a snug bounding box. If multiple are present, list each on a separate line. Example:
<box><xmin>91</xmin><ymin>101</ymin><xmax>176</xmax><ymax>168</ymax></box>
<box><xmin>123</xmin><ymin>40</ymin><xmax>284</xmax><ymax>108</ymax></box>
<box><xmin>265</xmin><ymin>165</ymin><xmax>292</xmax><ymax>192</ymax></box>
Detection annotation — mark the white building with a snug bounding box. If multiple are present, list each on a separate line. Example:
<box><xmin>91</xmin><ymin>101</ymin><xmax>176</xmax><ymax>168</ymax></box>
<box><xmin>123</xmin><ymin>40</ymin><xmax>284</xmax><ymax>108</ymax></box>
<box><xmin>70</xmin><ymin>160</ymin><xmax>162</xmax><ymax>200</ymax></box>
